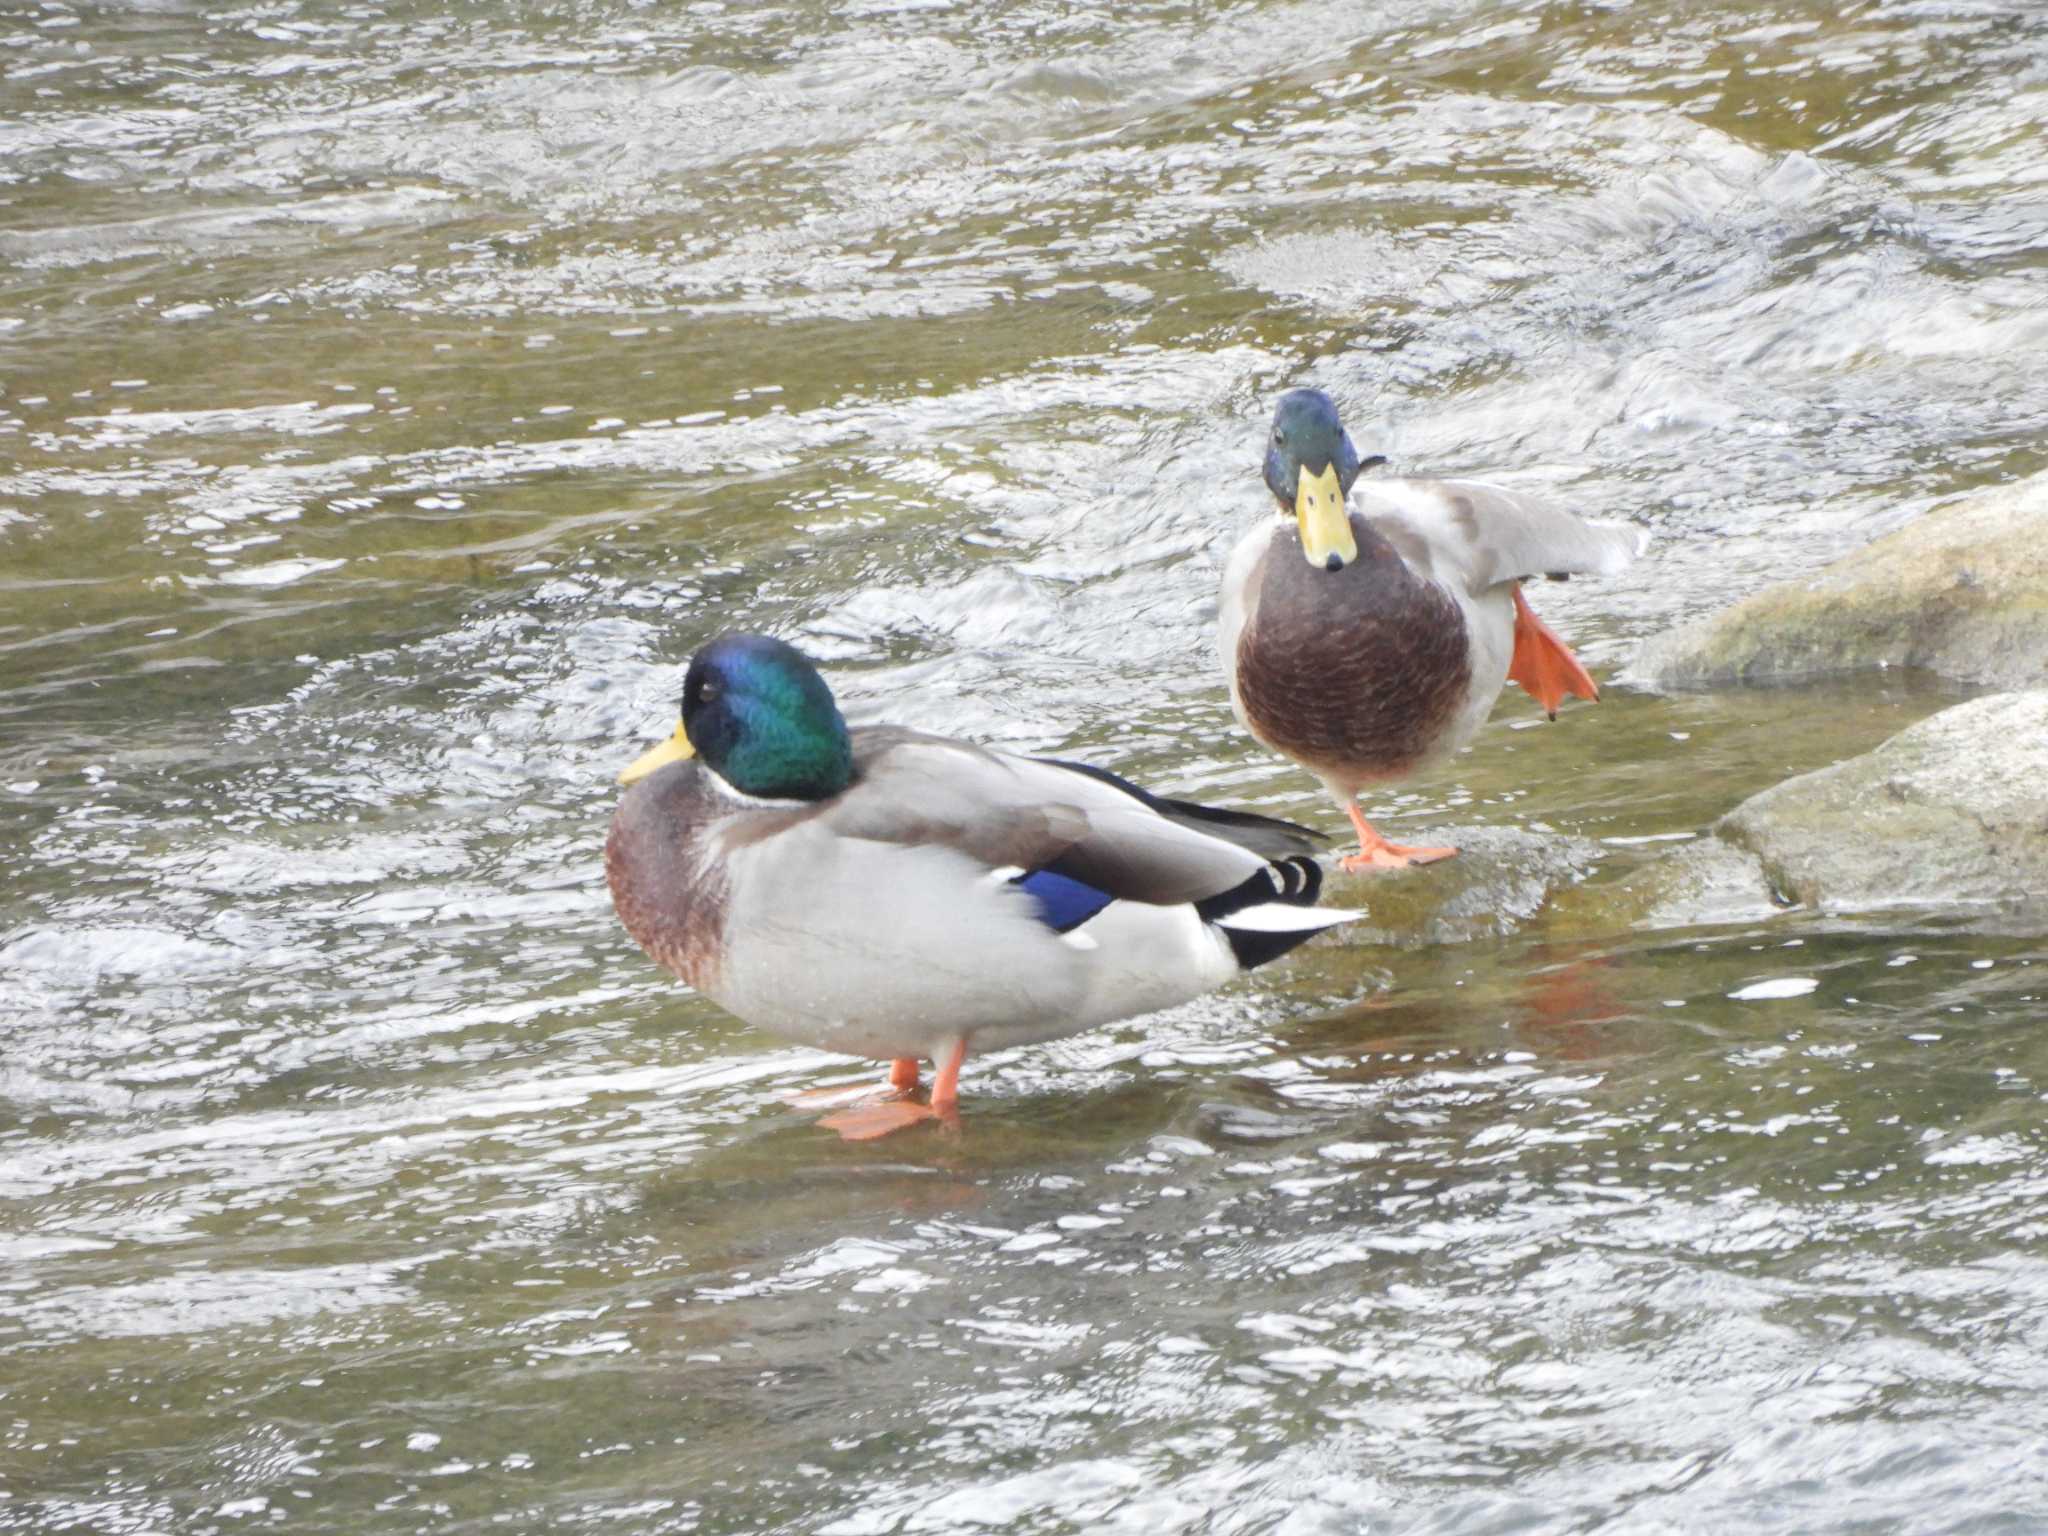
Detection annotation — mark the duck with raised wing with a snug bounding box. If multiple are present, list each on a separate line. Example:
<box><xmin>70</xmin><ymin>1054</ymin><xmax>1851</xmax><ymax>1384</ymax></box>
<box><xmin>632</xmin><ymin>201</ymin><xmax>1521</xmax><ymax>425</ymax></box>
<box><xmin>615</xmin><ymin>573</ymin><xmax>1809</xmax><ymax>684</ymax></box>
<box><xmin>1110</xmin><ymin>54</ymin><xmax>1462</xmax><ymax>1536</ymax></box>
<box><xmin>1219</xmin><ymin>388</ymin><xmax>1644</xmax><ymax>871</ymax></box>
<box><xmin>606</xmin><ymin>633</ymin><xmax>1358</xmax><ymax>1140</ymax></box>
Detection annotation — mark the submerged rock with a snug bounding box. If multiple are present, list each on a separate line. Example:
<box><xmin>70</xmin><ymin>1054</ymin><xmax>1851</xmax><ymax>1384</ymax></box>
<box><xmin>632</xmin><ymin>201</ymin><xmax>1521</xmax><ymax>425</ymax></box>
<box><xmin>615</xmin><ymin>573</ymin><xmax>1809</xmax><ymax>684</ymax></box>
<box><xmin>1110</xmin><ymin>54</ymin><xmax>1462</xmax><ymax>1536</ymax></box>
<box><xmin>1634</xmin><ymin>471</ymin><xmax>2048</xmax><ymax>690</ymax></box>
<box><xmin>1560</xmin><ymin>836</ymin><xmax>1784</xmax><ymax>933</ymax></box>
<box><xmin>1713</xmin><ymin>690</ymin><xmax>2048</xmax><ymax>921</ymax></box>
<box><xmin>1327</xmin><ymin>823</ymin><xmax>1604</xmax><ymax>948</ymax></box>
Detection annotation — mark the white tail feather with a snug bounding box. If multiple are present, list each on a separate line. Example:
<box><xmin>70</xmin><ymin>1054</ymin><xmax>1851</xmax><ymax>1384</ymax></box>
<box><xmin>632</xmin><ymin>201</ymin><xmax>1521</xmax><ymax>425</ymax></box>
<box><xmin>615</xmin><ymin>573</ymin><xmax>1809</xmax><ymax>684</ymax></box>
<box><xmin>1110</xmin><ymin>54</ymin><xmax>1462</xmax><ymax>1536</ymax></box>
<box><xmin>1214</xmin><ymin>903</ymin><xmax>1360</xmax><ymax>934</ymax></box>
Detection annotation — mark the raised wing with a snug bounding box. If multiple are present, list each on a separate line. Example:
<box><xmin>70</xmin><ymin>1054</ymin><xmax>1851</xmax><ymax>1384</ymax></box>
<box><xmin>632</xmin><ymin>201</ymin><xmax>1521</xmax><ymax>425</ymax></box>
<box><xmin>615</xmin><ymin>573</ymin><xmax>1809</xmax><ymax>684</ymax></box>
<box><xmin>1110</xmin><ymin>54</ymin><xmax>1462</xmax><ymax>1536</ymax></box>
<box><xmin>1358</xmin><ymin>479</ymin><xmax>1645</xmax><ymax>595</ymax></box>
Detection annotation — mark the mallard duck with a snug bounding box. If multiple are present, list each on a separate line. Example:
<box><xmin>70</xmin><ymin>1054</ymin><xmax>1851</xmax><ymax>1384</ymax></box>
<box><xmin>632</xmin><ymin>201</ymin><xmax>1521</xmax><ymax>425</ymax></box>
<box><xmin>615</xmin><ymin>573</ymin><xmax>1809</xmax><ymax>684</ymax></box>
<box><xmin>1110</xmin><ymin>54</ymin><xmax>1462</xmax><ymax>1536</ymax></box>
<box><xmin>606</xmin><ymin>633</ymin><xmax>1358</xmax><ymax>1140</ymax></box>
<box><xmin>1220</xmin><ymin>388</ymin><xmax>1644</xmax><ymax>871</ymax></box>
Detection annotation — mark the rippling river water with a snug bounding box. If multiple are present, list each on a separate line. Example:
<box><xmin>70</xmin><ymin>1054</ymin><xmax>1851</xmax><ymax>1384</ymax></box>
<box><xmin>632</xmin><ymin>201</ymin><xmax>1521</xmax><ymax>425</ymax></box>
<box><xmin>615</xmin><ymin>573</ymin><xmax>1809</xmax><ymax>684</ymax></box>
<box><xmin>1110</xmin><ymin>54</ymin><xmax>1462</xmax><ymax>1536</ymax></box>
<box><xmin>5</xmin><ymin>1</ymin><xmax>2048</xmax><ymax>1531</ymax></box>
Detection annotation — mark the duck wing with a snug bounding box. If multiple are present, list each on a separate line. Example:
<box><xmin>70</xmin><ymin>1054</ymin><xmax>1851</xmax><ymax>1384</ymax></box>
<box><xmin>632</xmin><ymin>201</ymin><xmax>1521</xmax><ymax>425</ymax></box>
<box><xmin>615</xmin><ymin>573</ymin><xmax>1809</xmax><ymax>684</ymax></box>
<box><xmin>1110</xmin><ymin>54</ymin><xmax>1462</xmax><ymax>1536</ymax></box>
<box><xmin>1031</xmin><ymin>756</ymin><xmax>1326</xmax><ymax>858</ymax></box>
<box><xmin>1358</xmin><ymin>479</ymin><xmax>1645</xmax><ymax>595</ymax></box>
<box><xmin>823</xmin><ymin>727</ymin><xmax>1290</xmax><ymax>905</ymax></box>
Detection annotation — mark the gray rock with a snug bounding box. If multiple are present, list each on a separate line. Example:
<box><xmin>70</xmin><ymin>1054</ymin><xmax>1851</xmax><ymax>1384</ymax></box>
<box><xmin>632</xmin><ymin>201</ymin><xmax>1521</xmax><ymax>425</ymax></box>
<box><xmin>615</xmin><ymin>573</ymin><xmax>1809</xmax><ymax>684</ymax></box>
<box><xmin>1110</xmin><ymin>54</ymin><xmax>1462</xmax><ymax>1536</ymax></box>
<box><xmin>1713</xmin><ymin>690</ymin><xmax>2048</xmax><ymax>920</ymax></box>
<box><xmin>1634</xmin><ymin>471</ymin><xmax>2048</xmax><ymax>690</ymax></box>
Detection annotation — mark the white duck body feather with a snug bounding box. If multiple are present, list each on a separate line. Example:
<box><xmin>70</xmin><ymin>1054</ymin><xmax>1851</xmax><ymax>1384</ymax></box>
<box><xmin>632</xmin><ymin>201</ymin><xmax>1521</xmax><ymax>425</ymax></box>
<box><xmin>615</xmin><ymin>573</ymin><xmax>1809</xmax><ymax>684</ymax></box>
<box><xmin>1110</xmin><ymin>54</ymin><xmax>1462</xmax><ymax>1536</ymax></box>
<box><xmin>713</xmin><ymin>815</ymin><xmax>1243</xmax><ymax>1060</ymax></box>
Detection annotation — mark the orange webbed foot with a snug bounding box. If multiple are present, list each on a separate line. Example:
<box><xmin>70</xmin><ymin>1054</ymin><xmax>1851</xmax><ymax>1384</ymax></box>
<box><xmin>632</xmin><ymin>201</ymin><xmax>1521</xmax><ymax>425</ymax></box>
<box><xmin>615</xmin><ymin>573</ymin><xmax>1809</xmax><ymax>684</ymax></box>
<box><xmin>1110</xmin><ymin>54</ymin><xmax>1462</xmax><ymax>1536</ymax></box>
<box><xmin>1339</xmin><ymin>842</ymin><xmax>1457</xmax><ymax>873</ymax></box>
<box><xmin>1340</xmin><ymin>802</ymin><xmax>1456</xmax><ymax>872</ymax></box>
<box><xmin>812</xmin><ymin>1043</ymin><xmax>967</xmax><ymax>1143</ymax></box>
<box><xmin>790</xmin><ymin>1056</ymin><xmax>923</xmax><ymax>1109</ymax></box>
<box><xmin>1508</xmin><ymin>583</ymin><xmax>1600</xmax><ymax>720</ymax></box>
<box><xmin>818</xmin><ymin>1099</ymin><xmax>958</xmax><ymax>1142</ymax></box>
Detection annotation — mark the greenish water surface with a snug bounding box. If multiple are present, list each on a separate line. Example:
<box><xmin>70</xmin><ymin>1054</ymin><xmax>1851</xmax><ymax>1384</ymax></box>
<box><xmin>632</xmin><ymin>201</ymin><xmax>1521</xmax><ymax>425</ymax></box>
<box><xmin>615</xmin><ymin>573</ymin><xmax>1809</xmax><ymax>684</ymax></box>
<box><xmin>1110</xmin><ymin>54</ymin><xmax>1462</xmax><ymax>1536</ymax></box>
<box><xmin>4</xmin><ymin>1</ymin><xmax>2048</xmax><ymax>1531</ymax></box>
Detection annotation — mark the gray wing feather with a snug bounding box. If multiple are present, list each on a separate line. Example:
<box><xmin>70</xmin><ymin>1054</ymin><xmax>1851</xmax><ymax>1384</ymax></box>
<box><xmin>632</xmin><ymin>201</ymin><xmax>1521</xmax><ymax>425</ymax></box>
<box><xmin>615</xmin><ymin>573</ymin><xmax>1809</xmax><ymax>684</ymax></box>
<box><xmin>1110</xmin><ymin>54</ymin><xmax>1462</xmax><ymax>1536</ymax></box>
<box><xmin>1359</xmin><ymin>479</ymin><xmax>1645</xmax><ymax>595</ymax></box>
<box><xmin>826</xmin><ymin>728</ymin><xmax>1272</xmax><ymax>905</ymax></box>
<box><xmin>825</xmin><ymin>728</ymin><xmax>1088</xmax><ymax>869</ymax></box>
<box><xmin>1032</xmin><ymin>754</ymin><xmax>1326</xmax><ymax>857</ymax></box>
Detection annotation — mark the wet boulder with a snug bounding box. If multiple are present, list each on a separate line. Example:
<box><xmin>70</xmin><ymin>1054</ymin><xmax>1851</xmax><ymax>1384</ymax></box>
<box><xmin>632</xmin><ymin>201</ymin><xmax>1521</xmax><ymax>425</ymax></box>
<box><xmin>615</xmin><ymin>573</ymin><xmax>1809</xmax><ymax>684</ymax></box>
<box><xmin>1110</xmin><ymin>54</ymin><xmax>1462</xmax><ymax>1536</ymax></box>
<box><xmin>1633</xmin><ymin>470</ymin><xmax>2048</xmax><ymax>690</ymax></box>
<box><xmin>1712</xmin><ymin>690</ymin><xmax>2048</xmax><ymax>922</ymax></box>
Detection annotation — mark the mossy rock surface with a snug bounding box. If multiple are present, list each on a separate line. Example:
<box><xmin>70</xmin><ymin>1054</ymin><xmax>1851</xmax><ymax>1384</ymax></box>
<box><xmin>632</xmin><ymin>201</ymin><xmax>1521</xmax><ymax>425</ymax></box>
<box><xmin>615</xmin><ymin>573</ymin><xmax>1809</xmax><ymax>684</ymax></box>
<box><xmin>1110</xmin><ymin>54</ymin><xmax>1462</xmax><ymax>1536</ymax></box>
<box><xmin>1633</xmin><ymin>471</ymin><xmax>2048</xmax><ymax>690</ymax></box>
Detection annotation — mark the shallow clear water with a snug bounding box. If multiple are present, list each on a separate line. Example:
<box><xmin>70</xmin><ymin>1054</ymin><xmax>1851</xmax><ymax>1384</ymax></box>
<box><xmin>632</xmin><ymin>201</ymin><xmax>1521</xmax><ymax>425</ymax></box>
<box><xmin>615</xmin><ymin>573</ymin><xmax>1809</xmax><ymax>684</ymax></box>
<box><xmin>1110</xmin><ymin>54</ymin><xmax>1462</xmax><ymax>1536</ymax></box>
<box><xmin>5</xmin><ymin>1</ymin><xmax>2048</xmax><ymax>1531</ymax></box>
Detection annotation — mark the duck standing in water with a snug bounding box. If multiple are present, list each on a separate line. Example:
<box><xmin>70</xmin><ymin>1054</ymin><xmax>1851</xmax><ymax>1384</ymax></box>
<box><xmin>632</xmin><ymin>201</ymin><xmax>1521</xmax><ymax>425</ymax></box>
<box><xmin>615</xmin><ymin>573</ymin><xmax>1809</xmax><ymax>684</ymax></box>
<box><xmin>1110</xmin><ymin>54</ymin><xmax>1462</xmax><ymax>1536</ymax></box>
<box><xmin>606</xmin><ymin>633</ymin><xmax>1357</xmax><ymax>1140</ymax></box>
<box><xmin>1220</xmin><ymin>389</ymin><xmax>1644</xmax><ymax>871</ymax></box>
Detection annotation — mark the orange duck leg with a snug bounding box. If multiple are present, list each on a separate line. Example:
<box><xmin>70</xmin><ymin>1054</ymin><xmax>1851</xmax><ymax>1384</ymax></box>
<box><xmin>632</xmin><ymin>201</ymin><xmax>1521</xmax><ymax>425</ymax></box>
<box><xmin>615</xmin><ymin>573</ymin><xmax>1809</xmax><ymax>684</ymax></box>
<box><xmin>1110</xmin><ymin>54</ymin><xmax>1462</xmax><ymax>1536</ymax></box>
<box><xmin>1338</xmin><ymin>800</ymin><xmax>1457</xmax><ymax>872</ymax></box>
<box><xmin>819</xmin><ymin>1039</ymin><xmax>966</xmax><ymax>1141</ymax></box>
<box><xmin>1508</xmin><ymin>583</ymin><xmax>1600</xmax><ymax>720</ymax></box>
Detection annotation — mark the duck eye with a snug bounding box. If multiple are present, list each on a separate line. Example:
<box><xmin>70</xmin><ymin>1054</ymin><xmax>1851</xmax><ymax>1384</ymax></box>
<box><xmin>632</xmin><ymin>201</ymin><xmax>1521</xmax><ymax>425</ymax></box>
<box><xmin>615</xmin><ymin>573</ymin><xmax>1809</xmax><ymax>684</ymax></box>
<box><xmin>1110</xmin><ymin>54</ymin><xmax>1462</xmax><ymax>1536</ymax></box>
<box><xmin>695</xmin><ymin>680</ymin><xmax>719</xmax><ymax>706</ymax></box>
<box><xmin>1272</xmin><ymin>428</ymin><xmax>1285</xmax><ymax>445</ymax></box>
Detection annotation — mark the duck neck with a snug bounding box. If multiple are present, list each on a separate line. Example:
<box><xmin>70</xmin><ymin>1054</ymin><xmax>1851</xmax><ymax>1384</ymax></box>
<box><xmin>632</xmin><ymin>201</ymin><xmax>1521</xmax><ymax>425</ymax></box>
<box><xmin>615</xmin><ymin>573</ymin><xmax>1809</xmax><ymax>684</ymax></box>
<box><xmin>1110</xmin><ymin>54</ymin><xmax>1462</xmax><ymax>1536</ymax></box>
<box><xmin>715</xmin><ymin>709</ymin><xmax>853</xmax><ymax>801</ymax></box>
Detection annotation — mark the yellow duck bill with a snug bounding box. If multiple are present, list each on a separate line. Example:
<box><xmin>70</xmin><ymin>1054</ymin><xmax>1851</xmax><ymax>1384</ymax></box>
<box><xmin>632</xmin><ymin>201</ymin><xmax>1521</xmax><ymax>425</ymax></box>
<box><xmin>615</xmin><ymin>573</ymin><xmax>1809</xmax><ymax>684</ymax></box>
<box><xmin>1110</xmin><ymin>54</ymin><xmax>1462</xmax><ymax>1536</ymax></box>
<box><xmin>1295</xmin><ymin>462</ymin><xmax>1356</xmax><ymax>571</ymax></box>
<box><xmin>618</xmin><ymin>719</ymin><xmax>695</xmax><ymax>785</ymax></box>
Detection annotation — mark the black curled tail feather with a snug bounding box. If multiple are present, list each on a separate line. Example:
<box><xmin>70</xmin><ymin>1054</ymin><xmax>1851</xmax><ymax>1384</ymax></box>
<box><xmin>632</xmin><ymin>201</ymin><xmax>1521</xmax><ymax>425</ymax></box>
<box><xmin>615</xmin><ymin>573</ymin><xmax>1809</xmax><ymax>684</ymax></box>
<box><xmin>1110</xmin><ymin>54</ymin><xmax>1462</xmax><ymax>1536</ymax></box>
<box><xmin>1196</xmin><ymin>856</ymin><xmax>1343</xmax><ymax>974</ymax></box>
<box><xmin>1272</xmin><ymin>854</ymin><xmax>1323</xmax><ymax>906</ymax></box>
<box><xmin>1193</xmin><ymin>855</ymin><xmax>1323</xmax><ymax>923</ymax></box>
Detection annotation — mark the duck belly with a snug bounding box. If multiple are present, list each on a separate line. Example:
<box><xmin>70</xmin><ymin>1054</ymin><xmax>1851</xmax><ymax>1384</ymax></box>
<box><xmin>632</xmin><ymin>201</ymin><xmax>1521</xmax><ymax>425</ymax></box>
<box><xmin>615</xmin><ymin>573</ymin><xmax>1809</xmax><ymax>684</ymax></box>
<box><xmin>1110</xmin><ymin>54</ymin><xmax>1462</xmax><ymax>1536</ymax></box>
<box><xmin>1233</xmin><ymin>536</ymin><xmax>1485</xmax><ymax>796</ymax></box>
<box><xmin>711</xmin><ymin>839</ymin><xmax>1096</xmax><ymax>1063</ymax></box>
<box><xmin>973</xmin><ymin>901</ymin><xmax>1239</xmax><ymax>1052</ymax></box>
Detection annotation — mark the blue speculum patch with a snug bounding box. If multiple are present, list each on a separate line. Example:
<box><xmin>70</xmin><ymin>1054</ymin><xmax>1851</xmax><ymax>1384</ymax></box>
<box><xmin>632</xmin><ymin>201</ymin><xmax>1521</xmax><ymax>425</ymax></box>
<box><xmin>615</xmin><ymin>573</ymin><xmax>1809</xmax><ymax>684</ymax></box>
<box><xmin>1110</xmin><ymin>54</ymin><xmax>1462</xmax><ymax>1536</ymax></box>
<box><xmin>1013</xmin><ymin>868</ymin><xmax>1114</xmax><ymax>934</ymax></box>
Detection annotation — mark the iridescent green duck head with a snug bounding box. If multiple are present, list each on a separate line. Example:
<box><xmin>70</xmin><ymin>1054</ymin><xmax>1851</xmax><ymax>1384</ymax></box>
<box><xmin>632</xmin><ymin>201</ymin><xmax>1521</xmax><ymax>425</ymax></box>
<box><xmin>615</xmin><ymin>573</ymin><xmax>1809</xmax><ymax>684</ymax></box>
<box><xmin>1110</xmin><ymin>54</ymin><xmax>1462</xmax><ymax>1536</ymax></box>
<box><xmin>1262</xmin><ymin>388</ymin><xmax>1381</xmax><ymax>573</ymax></box>
<box><xmin>618</xmin><ymin>633</ymin><xmax>854</xmax><ymax>801</ymax></box>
